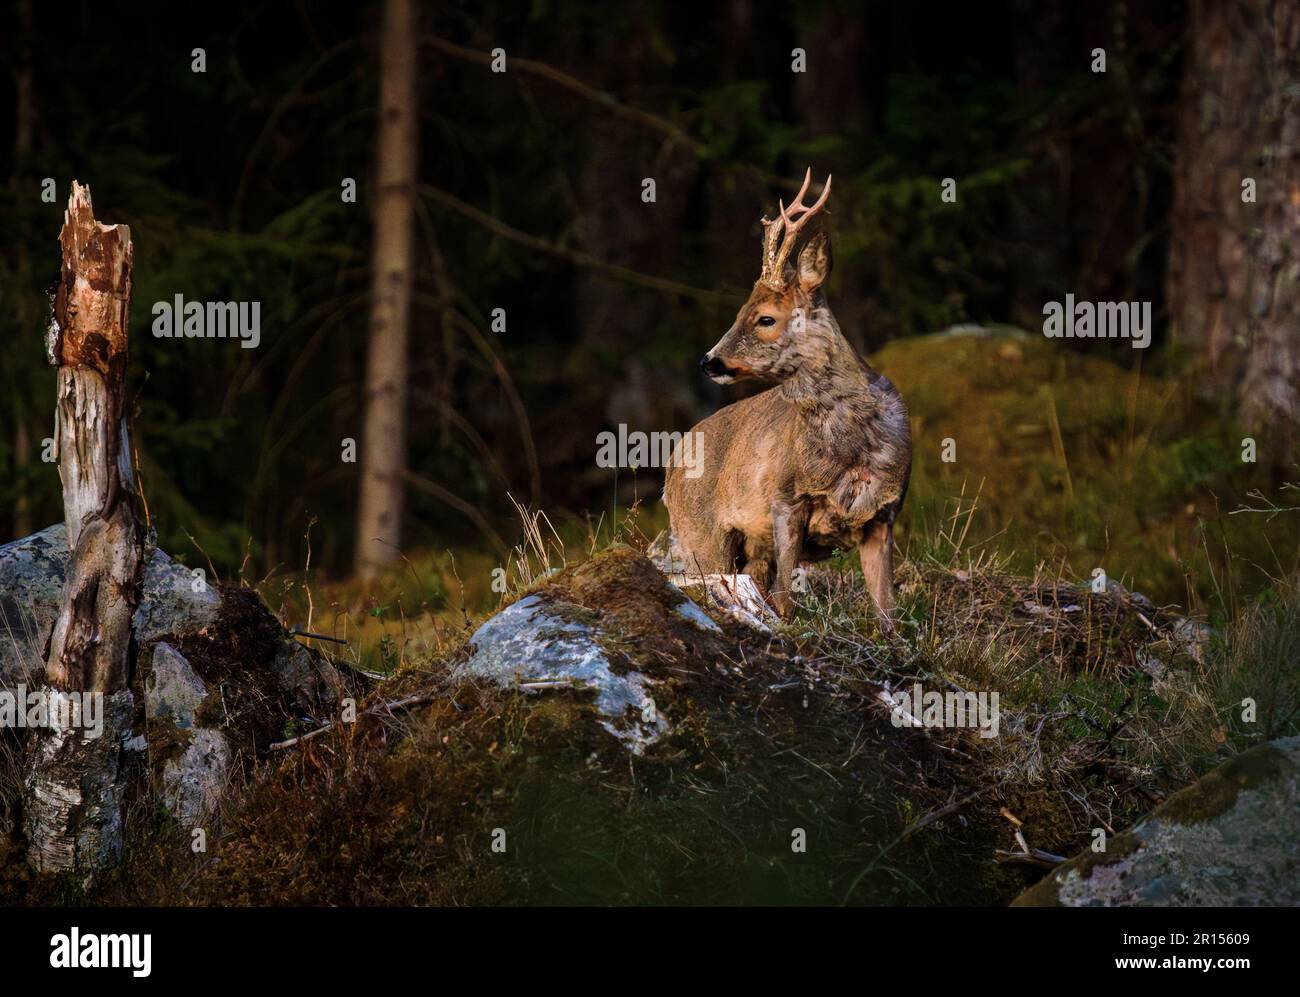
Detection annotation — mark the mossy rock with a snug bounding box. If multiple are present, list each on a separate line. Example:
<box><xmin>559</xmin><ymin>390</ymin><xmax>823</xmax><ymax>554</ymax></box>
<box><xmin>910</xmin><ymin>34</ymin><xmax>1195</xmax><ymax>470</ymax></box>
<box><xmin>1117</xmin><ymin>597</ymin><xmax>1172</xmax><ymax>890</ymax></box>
<box><xmin>1014</xmin><ymin>737</ymin><xmax>1300</xmax><ymax>906</ymax></box>
<box><xmin>455</xmin><ymin>546</ymin><xmax>739</xmax><ymax>752</ymax></box>
<box><xmin>109</xmin><ymin>547</ymin><xmax>1007</xmax><ymax>906</ymax></box>
<box><xmin>0</xmin><ymin>528</ymin><xmax>350</xmax><ymax>879</ymax></box>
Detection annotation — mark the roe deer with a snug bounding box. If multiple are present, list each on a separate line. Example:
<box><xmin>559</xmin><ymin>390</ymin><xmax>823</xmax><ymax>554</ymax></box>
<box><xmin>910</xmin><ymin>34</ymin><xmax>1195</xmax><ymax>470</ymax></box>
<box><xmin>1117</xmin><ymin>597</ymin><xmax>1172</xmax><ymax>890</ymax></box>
<box><xmin>664</xmin><ymin>169</ymin><xmax>912</xmax><ymax>625</ymax></box>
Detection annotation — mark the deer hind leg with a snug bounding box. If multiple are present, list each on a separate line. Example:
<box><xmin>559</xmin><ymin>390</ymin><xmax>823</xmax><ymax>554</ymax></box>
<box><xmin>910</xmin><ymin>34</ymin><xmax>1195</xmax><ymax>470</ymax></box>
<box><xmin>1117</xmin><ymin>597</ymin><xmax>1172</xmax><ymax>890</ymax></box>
<box><xmin>859</xmin><ymin>518</ymin><xmax>896</xmax><ymax>630</ymax></box>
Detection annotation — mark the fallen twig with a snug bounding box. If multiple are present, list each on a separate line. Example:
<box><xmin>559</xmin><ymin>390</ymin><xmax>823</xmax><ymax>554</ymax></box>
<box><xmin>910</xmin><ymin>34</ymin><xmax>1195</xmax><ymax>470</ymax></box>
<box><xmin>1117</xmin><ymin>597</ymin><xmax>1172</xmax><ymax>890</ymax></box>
<box><xmin>518</xmin><ymin>679</ymin><xmax>580</xmax><ymax>691</ymax></box>
<box><xmin>291</xmin><ymin>627</ymin><xmax>349</xmax><ymax>645</ymax></box>
<box><xmin>995</xmin><ymin>848</ymin><xmax>1068</xmax><ymax>868</ymax></box>
<box><xmin>333</xmin><ymin>658</ymin><xmax>389</xmax><ymax>682</ymax></box>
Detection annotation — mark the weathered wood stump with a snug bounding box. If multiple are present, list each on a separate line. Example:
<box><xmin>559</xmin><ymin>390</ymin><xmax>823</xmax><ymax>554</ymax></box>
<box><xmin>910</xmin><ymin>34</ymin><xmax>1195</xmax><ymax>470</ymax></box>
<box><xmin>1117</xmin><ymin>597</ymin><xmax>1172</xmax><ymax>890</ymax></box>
<box><xmin>23</xmin><ymin>182</ymin><xmax>143</xmax><ymax>881</ymax></box>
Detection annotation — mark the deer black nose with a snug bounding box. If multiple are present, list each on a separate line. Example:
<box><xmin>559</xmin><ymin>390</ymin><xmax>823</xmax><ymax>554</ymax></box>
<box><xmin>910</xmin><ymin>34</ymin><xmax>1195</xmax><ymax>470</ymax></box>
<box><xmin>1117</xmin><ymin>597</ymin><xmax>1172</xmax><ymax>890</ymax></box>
<box><xmin>700</xmin><ymin>355</ymin><xmax>725</xmax><ymax>376</ymax></box>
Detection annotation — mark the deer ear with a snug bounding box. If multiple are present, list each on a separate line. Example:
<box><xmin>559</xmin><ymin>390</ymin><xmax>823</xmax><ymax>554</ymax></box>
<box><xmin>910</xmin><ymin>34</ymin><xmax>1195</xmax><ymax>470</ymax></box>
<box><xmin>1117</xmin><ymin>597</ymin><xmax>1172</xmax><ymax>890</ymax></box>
<box><xmin>797</xmin><ymin>231</ymin><xmax>832</xmax><ymax>292</ymax></box>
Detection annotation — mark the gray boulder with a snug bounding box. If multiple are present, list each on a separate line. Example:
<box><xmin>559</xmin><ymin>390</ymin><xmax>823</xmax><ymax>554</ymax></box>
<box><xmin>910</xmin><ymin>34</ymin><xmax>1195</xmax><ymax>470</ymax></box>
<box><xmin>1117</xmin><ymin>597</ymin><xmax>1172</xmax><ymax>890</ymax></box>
<box><xmin>145</xmin><ymin>642</ymin><xmax>208</xmax><ymax>730</ymax></box>
<box><xmin>458</xmin><ymin>593</ymin><xmax>669</xmax><ymax>754</ymax></box>
<box><xmin>272</xmin><ymin>639</ymin><xmax>345</xmax><ymax>718</ymax></box>
<box><xmin>159</xmin><ymin>729</ymin><xmax>232</xmax><ymax>829</ymax></box>
<box><xmin>136</xmin><ymin>641</ymin><xmax>231</xmax><ymax>828</ymax></box>
<box><xmin>455</xmin><ymin>545</ymin><xmax>743</xmax><ymax>756</ymax></box>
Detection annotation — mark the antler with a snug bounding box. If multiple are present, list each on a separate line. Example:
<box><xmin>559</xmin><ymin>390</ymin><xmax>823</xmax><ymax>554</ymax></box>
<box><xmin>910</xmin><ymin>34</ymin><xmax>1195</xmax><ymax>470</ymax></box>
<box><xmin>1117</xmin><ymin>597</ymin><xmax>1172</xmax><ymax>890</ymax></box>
<box><xmin>758</xmin><ymin>168</ymin><xmax>832</xmax><ymax>289</ymax></box>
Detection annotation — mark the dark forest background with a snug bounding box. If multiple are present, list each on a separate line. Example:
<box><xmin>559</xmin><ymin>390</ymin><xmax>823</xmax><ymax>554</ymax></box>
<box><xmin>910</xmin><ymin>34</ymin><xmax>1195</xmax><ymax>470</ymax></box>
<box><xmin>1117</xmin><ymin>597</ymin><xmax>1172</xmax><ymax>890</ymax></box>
<box><xmin>1</xmin><ymin>0</ymin><xmax>1296</xmax><ymax>599</ymax></box>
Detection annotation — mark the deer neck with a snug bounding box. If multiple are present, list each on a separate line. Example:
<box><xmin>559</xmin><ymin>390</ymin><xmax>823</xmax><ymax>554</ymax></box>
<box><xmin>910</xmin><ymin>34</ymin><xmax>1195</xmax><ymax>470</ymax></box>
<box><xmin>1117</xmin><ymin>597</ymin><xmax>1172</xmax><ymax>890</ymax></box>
<box><xmin>779</xmin><ymin>310</ymin><xmax>878</xmax><ymax>438</ymax></box>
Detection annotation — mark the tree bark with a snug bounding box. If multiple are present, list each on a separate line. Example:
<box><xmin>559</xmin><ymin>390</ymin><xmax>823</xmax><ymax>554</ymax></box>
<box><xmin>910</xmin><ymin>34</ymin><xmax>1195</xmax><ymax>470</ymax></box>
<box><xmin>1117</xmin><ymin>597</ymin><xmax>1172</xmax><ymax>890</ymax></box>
<box><xmin>1239</xmin><ymin>3</ymin><xmax>1300</xmax><ymax>444</ymax></box>
<box><xmin>1167</xmin><ymin>0</ymin><xmax>1300</xmax><ymax>454</ymax></box>
<box><xmin>23</xmin><ymin>182</ymin><xmax>143</xmax><ymax>882</ymax></box>
<box><xmin>355</xmin><ymin>0</ymin><xmax>419</xmax><ymax>580</ymax></box>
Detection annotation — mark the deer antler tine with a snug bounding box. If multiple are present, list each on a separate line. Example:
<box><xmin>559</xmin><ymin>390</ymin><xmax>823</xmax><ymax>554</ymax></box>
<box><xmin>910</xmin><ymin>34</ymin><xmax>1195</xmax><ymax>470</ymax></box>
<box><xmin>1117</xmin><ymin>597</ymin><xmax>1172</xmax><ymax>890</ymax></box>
<box><xmin>808</xmin><ymin>173</ymin><xmax>831</xmax><ymax>214</ymax></box>
<box><xmin>793</xmin><ymin>167</ymin><xmax>812</xmax><ymax>209</ymax></box>
<box><xmin>769</xmin><ymin>170</ymin><xmax>832</xmax><ymax>278</ymax></box>
<box><xmin>781</xmin><ymin>168</ymin><xmax>816</xmax><ymax>221</ymax></box>
<box><xmin>780</xmin><ymin>168</ymin><xmax>811</xmax><ymax>217</ymax></box>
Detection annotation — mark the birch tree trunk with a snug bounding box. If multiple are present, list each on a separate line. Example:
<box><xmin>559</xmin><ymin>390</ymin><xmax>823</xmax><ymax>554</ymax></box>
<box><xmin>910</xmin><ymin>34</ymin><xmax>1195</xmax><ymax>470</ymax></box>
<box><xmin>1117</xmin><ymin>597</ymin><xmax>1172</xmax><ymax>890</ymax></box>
<box><xmin>23</xmin><ymin>182</ymin><xmax>143</xmax><ymax>882</ymax></box>
<box><xmin>355</xmin><ymin>0</ymin><xmax>419</xmax><ymax>580</ymax></box>
<box><xmin>1167</xmin><ymin>0</ymin><xmax>1300</xmax><ymax>455</ymax></box>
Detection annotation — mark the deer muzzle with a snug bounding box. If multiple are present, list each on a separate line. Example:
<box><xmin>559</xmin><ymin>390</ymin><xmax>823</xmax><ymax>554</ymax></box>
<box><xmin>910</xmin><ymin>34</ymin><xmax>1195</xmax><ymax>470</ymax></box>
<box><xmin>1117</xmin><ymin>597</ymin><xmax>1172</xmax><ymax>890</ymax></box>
<box><xmin>702</xmin><ymin>353</ymin><xmax>748</xmax><ymax>384</ymax></box>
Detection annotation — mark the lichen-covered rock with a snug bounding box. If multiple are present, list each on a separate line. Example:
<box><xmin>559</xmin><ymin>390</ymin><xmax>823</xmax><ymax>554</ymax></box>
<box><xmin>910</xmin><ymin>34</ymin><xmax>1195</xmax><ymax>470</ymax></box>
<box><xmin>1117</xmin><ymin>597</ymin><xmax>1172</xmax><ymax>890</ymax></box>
<box><xmin>138</xmin><ymin>641</ymin><xmax>232</xmax><ymax>827</ymax></box>
<box><xmin>1169</xmin><ymin>616</ymin><xmax>1214</xmax><ymax>665</ymax></box>
<box><xmin>132</xmin><ymin>585</ymin><xmax>347</xmax><ymax>755</ymax></box>
<box><xmin>0</xmin><ymin>525</ymin><xmax>343</xmax><ymax>731</ymax></box>
<box><xmin>159</xmin><ymin>729</ymin><xmax>232</xmax><ymax>829</ymax></box>
<box><xmin>1014</xmin><ymin>737</ymin><xmax>1300</xmax><ymax>906</ymax></box>
<box><xmin>458</xmin><ymin>593</ymin><xmax>668</xmax><ymax>753</ymax></box>
<box><xmin>647</xmin><ymin>530</ymin><xmax>777</xmax><ymax>630</ymax></box>
<box><xmin>457</xmin><ymin>546</ymin><xmax>750</xmax><ymax>754</ymax></box>
<box><xmin>0</xmin><ymin>524</ymin><xmax>221</xmax><ymax>684</ymax></box>
<box><xmin>145</xmin><ymin>643</ymin><xmax>208</xmax><ymax>729</ymax></box>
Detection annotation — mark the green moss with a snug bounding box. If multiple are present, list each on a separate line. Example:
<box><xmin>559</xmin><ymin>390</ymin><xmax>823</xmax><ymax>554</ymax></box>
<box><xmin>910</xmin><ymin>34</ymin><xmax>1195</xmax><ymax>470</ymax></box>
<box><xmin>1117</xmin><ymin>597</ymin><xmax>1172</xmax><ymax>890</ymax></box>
<box><xmin>1156</xmin><ymin>742</ymin><xmax>1293</xmax><ymax>825</ymax></box>
<box><xmin>1011</xmin><ymin>829</ymin><xmax>1146</xmax><ymax>907</ymax></box>
<box><xmin>876</xmin><ymin>330</ymin><xmax>1299</xmax><ymax>609</ymax></box>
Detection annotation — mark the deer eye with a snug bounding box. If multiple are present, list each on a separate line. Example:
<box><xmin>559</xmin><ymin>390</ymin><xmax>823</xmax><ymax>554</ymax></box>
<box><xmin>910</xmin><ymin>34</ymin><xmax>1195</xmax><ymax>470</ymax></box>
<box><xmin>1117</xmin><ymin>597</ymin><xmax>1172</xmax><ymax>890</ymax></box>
<box><xmin>756</xmin><ymin>316</ymin><xmax>777</xmax><ymax>327</ymax></box>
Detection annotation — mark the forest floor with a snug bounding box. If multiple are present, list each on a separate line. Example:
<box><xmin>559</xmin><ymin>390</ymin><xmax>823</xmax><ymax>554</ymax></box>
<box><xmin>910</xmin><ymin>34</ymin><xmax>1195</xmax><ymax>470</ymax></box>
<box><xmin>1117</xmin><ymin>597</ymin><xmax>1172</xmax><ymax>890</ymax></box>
<box><xmin>12</xmin><ymin>536</ymin><xmax>1287</xmax><ymax>906</ymax></box>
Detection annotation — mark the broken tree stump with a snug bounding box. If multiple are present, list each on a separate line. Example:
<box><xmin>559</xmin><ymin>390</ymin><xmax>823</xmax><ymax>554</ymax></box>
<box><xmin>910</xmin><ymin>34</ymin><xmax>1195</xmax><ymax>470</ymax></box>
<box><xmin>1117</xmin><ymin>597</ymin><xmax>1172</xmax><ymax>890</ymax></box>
<box><xmin>23</xmin><ymin>181</ymin><xmax>143</xmax><ymax>881</ymax></box>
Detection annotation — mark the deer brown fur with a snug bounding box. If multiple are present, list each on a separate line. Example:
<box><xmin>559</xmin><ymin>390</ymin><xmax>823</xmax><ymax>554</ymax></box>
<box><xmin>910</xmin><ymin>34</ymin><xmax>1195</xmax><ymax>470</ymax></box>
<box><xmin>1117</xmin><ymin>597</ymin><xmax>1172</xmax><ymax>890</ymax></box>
<box><xmin>664</xmin><ymin>169</ymin><xmax>912</xmax><ymax>624</ymax></box>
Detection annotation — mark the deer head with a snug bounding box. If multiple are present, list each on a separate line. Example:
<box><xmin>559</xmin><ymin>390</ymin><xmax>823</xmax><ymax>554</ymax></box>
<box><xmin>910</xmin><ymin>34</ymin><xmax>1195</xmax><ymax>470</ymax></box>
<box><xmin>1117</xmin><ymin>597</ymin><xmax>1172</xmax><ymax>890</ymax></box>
<box><xmin>700</xmin><ymin>168</ymin><xmax>833</xmax><ymax>384</ymax></box>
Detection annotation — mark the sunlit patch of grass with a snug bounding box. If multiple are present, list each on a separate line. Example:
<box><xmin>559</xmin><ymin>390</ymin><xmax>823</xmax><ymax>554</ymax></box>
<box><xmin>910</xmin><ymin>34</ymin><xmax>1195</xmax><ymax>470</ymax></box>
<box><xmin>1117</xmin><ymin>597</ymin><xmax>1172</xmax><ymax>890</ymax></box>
<box><xmin>250</xmin><ymin>497</ymin><xmax>667</xmax><ymax>681</ymax></box>
<box><xmin>879</xmin><ymin>329</ymin><xmax>1300</xmax><ymax>611</ymax></box>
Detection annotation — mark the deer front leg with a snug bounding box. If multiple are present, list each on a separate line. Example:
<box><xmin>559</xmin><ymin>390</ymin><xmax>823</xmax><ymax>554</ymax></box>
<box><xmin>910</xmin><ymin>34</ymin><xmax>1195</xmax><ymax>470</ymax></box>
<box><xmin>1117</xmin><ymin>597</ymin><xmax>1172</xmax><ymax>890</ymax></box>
<box><xmin>860</xmin><ymin>518</ymin><xmax>896</xmax><ymax>630</ymax></box>
<box><xmin>770</xmin><ymin>499</ymin><xmax>808</xmax><ymax>617</ymax></box>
